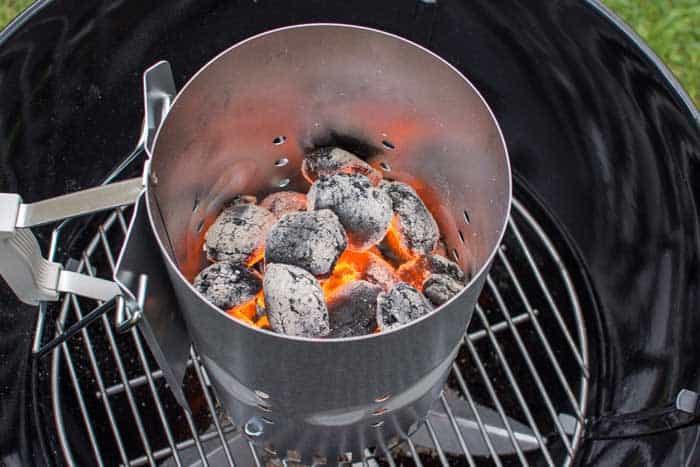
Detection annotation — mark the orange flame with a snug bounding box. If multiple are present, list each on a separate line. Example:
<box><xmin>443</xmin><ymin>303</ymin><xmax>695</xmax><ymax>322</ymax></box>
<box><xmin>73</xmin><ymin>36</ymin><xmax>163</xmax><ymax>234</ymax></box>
<box><xmin>246</xmin><ymin>245</ymin><xmax>265</xmax><ymax>267</ymax></box>
<box><xmin>321</xmin><ymin>249</ymin><xmax>400</xmax><ymax>299</ymax></box>
<box><xmin>396</xmin><ymin>257</ymin><xmax>434</xmax><ymax>291</ymax></box>
<box><xmin>227</xmin><ymin>290</ymin><xmax>267</xmax><ymax>327</ymax></box>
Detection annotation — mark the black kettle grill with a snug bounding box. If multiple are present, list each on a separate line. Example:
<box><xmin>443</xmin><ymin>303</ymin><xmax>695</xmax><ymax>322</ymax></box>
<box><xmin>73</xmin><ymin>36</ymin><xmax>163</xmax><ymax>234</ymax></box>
<box><xmin>1</xmin><ymin>1</ymin><xmax>699</xmax><ymax>466</ymax></box>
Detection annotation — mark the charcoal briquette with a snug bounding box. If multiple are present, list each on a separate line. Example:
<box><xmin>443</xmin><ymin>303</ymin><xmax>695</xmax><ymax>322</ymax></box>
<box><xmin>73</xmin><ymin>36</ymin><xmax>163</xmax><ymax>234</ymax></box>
<box><xmin>302</xmin><ymin>146</ymin><xmax>382</xmax><ymax>185</ymax></box>
<box><xmin>307</xmin><ymin>173</ymin><xmax>392</xmax><ymax>251</ymax></box>
<box><xmin>259</xmin><ymin>191</ymin><xmax>307</xmax><ymax>218</ymax></box>
<box><xmin>328</xmin><ymin>280</ymin><xmax>381</xmax><ymax>338</ymax></box>
<box><xmin>264</xmin><ymin>263</ymin><xmax>330</xmax><ymax>337</ymax></box>
<box><xmin>381</xmin><ymin>181</ymin><xmax>439</xmax><ymax>256</ymax></box>
<box><xmin>264</xmin><ymin>210</ymin><xmax>347</xmax><ymax>276</ymax></box>
<box><xmin>376</xmin><ymin>282</ymin><xmax>433</xmax><ymax>331</ymax></box>
<box><xmin>205</xmin><ymin>203</ymin><xmax>276</xmax><ymax>263</ymax></box>
<box><xmin>193</xmin><ymin>262</ymin><xmax>261</xmax><ymax>309</ymax></box>
<box><xmin>423</xmin><ymin>273</ymin><xmax>464</xmax><ymax>306</ymax></box>
<box><xmin>425</xmin><ymin>255</ymin><xmax>466</xmax><ymax>282</ymax></box>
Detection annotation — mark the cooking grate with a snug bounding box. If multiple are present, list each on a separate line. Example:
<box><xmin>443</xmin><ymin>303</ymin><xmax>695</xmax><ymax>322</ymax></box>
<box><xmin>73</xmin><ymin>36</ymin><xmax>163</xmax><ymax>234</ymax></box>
<box><xmin>41</xmin><ymin>162</ymin><xmax>590</xmax><ymax>466</ymax></box>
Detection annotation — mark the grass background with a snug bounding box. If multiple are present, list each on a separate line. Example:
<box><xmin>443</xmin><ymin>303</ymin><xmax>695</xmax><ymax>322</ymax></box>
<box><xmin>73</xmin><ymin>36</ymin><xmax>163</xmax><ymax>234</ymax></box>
<box><xmin>0</xmin><ymin>0</ymin><xmax>697</xmax><ymax>105</ymax></box>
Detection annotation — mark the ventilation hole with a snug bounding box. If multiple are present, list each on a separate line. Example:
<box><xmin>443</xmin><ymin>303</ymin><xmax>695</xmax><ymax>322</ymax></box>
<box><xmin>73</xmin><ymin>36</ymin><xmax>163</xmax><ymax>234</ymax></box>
<box><xmin>372</xmin><ymin>408</ymin><xmax>386</xmax><ymax>416</ymax></box>
<box><xmin>379</xmin><ymin>161</ymin><xmax>391</xmax><ymax>171</ymax></box>
<box><xmin>255</xmin><ymin>389</ymin><xmax>270</xmax><ymax>400</ymax></box>
<box><xmin>371</xmin><ymin>420</ymin><xmax>385</xmax><ymax>428</ymax></box>
<box><xmin>463</xmin><ymin>210</ymin><xmax>471</xmax><ymax>224</ymax></box>
<box><xmin>257</xmin><ymin>403</ymin><xmax>272</xmax><ymax>413</ymax></box>
<box><xmin>196</xmin><ymin>220</ymin><xmax>205</xmax><ymax>233</ymax></box>
<box><xmin>274</xmin><ymin>158</ymin><xmax>289</xmax><ymax>167</ymax></box>
<box><xmin>458</xmin><ymin>230</ymin><xmax>465</xmax><ymax>243</ymax></box>
<box><xmin>244</xmin><ymin>419</ymin><xmax>264</xmax><ymax>437</ymax></box>
<box><xmin>374</xmin><ymin>393</ymin><xmax>391</xmax><ymax>403</ymax></box>
<box><xmin>382</xmin><ymin>139</ymin><xmax>396</xmax><ymax>150</ymax></box>
<box><xmin>192</xmin><ymin>197</ymin><xmax>200</xmax><ymax>212</ymax></box>
<box><xmin>278</xmin><ymin>178</ymin><xmax>291</xmax><ymax>188</ymax></box>
<box><xmin>273</xmin><ymin>135</ymin><xmax>287</xmax><ymax>145</ymax></box>
<box><xmin>451</xmin><ymin>249</ymin><xmax>460</xmax><ymax>262</ymax></box>
<box><xmin>261</xmin><ymin>416</ymin><xmax>275</xmax><ymax>425</ymax></box>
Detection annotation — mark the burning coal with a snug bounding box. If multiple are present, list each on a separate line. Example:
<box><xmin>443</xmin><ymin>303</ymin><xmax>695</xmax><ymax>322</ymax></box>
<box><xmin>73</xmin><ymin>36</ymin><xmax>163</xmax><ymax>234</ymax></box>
<box><xmin>191</xmin><ymin>146</ymin><xmax>467</xmax><ymax>338</ymax></box>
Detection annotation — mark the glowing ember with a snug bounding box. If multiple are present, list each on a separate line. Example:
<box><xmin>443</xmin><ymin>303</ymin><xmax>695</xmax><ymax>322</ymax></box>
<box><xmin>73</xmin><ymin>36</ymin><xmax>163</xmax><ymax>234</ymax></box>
<box><xmin>191</xmin><ymin>146</ymin><xmax>467</xmax><ymax>337</ymax></box>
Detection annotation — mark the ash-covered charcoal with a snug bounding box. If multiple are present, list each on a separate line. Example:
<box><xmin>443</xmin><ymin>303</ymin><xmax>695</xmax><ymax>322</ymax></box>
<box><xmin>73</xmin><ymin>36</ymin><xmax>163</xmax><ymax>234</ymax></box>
<box><xmin>265</xmin><ymin>210</ymin><xmax>347</xmax><ymax>276</ymax></box>
<box><xmin>376</xmin><ymin>282</ymin><xmax>433</xmax><ymax>331</ymax></box>
<box><xmin>263</xmin><ymin>263</ymin><xmax>330</xmax><ymax>337</ymax></box>
<box><xmin>426</xmin><ymin>254</ymin><xmax>466</xmax><ymax>282</ymax></box>
<box><xmin>193</xmin><ymin>262</ymin><xmax>261</xmax><ymax>309</ymax></box>
<box><xmin>302</xmin><ymin>146</ymin><xmax>382</xmax><ymax>185</ymax></box>
<box><xmin>423</xmin><ymin>274</ymin><xmax>464</xmax><ymax>306</ymax></box>
<box><xmin>397</xmin><ymin>254</ymin><xmax>466</xmax><ymax>290</ymax></box>
<box><xmin>205</xmin><ymin>203</ymin><xmax>276</xmax><ymax>263</ymax></box>
<box><xmin>307</xmin><ymin>173</ymin><xmax>392</xmax><ymax>251</ymax></box>
<box><xmin>259</xmin><ymin>191</ymin><xmax>307</xmax><ymax>218</ymax></box>
<box><xmin>328</xmin><ymin>280</ymin><xmax>381</xmax><ymax>338</ymax></box>
<box><xmin>381</xmin><ymin>181</ymin><xmax>439</xmax><ymax>257</ymax></box>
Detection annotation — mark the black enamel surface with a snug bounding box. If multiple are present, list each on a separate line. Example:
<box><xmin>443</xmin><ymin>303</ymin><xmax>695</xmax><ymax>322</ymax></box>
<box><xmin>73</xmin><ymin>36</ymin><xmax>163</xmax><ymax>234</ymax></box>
<box><xmin>0</xmin><ymin>1</ymin><xmax>698</xmax><ymax>465</ymax></box>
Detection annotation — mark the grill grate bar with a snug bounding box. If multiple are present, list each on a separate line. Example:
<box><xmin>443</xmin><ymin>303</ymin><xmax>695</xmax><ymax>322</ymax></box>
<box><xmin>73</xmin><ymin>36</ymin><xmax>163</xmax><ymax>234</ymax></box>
<box><xmin>98</xmin><ymin>310</ymin><xmax>538</xmax><ymax>400</ymax></box>
<box><xmin>60</xmin><ymin>333</ymin><xmax>107</xmax><ymax>467</ymax></box>
<box><xmin>190</xmin><ymin>347</ymin><xmax>238</xmax><ymax>467</ymax></box>
<box><xmin>247</xmin><ymin>440</ymin><xmax>263</xmax><ymax>467</ymax></box>
<box><xmin>131</xmin><ymin>328</ymin><xmax>185</xmax><ymax>467</ymax></box>
<box><xmin>183</xmin><ymin>407</ymin><xmax>210</xmax><ymax>466</ymax></box>
<box><xmin>424</xmin><ymin>418</ymin><xmax>451</xmax><ymax>467</ymax></box>
<box><xmin>48</xmin><ymin>192</ymin><xmax>589</xmax><ymax>467</ymax></box>
<box><xmin>485</xmin><ymin>277</ymin><xmax>575</xmax><ymax>456</ymax></box>
<box><xmin>507</xmin><ymin>212</ymin><xmax>588</xmax><ymax>377</ymax></box>
<box><xmin>126</xmin><ymin>426</ymin><xmax>238</xmax><ymax>467</ymax></box>
<box><xmin>462</xmin><ymin>338</ymin><xmax>530</xmax><ymax>466</ymax></box>
<box><xmin>405</xmin><ymin>437</ymin><xmax>425</xmax><ymax>467</ymax></box>
<box><xmin>61</xmin><ymin>293</ymin><xmax>131</xmax><ymax>466</ymax></box>
<box><xmin>75</xmin><ymin>256</ymin><xmax>158</xmax><ymax>465</ymax></box>
<box><xmin>439</xmin><ymin>392</ymin><xmax>477</xmax><ymax>466</ymax></box>
<box><xmin>468</xmin><ymin>309</ymin><xmax>538</xmax><ymax>342</ymax></box>
<box><xmin>474</xmin><ymin>305</ymin><xmax>556</xmax><ymax>466</ymax></box>
<box><xmin>451</xmin><ymin>362</ymin><xmax>504</xmax><ymax>467</ymax></box>
<box><xmin>497</xmin><ymin>249</ymin><xmax>583</xmax><ymax>419</ymax></box>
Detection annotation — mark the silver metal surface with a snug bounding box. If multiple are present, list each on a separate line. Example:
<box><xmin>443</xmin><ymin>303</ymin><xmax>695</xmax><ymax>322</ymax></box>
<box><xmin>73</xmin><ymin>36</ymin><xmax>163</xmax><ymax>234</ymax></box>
<box><xmin>144</xmin><ymin>24</ymin><xmax>511</xmax><ymax>461</ymax></box>
<box><xmin>15</xmin><ymin>177</ymin><xmax>143</xmax><ymax>228</ymax></box>
<box><xmin>115</xmin><ymin>191</ymin><xmax>191</xmax><ymax>410</ymax></box>
<box><xmin>48</xmin><ymin>192</ymin><xmax>589</xmax><ymax>466</ymax></box>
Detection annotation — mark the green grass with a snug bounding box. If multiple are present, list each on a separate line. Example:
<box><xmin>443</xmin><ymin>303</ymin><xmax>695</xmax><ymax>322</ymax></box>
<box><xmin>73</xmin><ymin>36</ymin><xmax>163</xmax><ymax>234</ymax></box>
<box><xmin>0</xmin><ymin>0</ymin><xmax>697</xmax><ymax>105</ymax></box>
<box><xmin>605</xmin><ymin>0</ymin><xmax>700</xmax><ymax>105</ymax></box>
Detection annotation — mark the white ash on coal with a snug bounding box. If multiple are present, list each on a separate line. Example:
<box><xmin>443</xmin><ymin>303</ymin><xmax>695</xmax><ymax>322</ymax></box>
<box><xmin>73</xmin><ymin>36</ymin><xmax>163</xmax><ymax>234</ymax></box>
<box><xmin>376</xmin><ymin>282</ymin><xmax>433</xmax><ymax>331</ymax></box>
<box><xmin>265</xmin><ymin>210</ymin><xmax>347</xmax><ymax>276</ymax></box>
<box><xmin>205</xmin><ymin>203</ymin><xmax>276</xmax><ymax>263</ymax></box>
<box><xmin>259</xmin><ymin>191</ymin><xmax>307</xmax><ymax>218</ymax></box>
<box><xmin>307</xmin><ymin>173</ymin><xmax>393</xmax><ymax>251</ymax></box>
<box><xmin>193</xmin><ymin>262</ymin><xmax>261</xmax><ymax>309</ymax></box>
<box><xmin>421</xmin><ymin>255</ymin><xmax>466</xmax><ymax>305</ymax></box>
<box><xmin>423</xmin><ymin>274</ymin><xmax>464</xmax><ymax>306</ymax></box>
<box><xmin>328</xmin><ymin>280</ymin><xmax>381</xmax><ymax>337</ymax></box>
<box><xmin>425</xmin><ymin>254</ymin><xmax>466</xmax><ymax>282</ymax></box>
<box><xmin>397</xmin><ymin>254</ymin><xmax>466</xmax><ymax>300</ymax></box>
<box><xmin>264</xmin><ymin>263</ymin><xmax>330</xmax><ymax>337</ymax></box>
<box><xmin>302</xmin><ymin>146</ymin><xmax>382</xmax><ymax>185</ymax></box>
<box><xmin>381</xmin><ymin>181</ymin><xmax>439</xmax><ymax>257</ymax></box>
